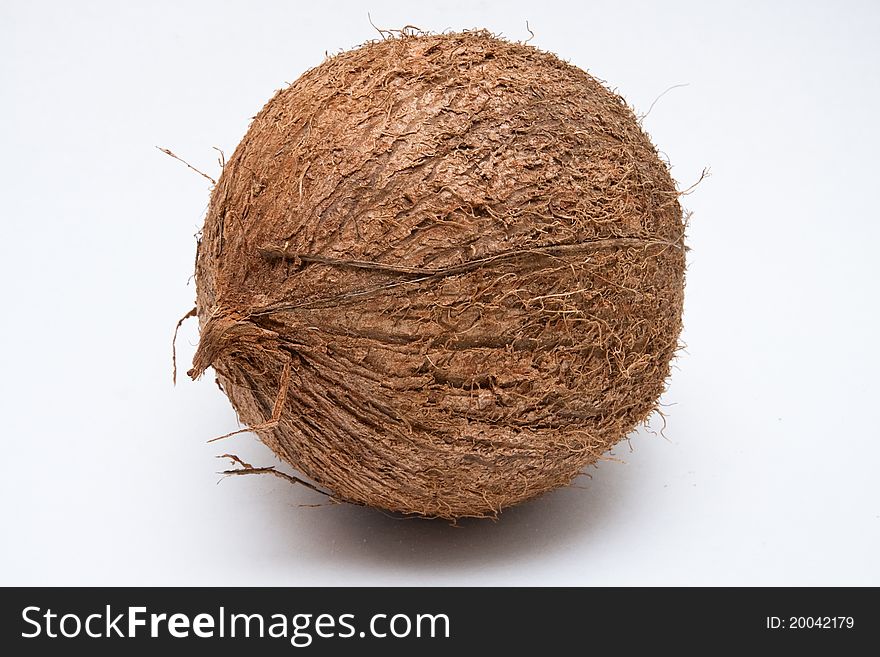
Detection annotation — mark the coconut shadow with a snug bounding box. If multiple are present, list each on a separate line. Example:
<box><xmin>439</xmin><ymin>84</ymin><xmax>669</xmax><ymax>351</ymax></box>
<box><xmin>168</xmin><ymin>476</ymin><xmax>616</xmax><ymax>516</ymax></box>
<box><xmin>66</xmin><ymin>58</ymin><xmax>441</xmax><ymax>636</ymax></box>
<box><xmin>262</xmin><ymin>448</ymin><xmax>641</xmax><ymax>578</ymax></box>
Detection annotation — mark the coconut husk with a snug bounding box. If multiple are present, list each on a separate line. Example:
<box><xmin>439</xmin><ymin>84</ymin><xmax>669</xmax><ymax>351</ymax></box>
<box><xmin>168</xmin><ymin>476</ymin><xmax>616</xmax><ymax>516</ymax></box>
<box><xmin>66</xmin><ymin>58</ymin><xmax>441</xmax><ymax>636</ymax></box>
<box><xmin>187</xmin><ymin>30</ymin><xmax>686</xmax><ymax>519</ymax></box>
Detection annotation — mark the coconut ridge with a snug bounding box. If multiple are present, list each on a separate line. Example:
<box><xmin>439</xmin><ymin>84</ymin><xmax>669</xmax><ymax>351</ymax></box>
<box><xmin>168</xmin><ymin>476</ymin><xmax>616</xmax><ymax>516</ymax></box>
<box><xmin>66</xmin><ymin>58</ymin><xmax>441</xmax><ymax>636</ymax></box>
<box><xmin>189</xmin><ymin>30</ymin><xmax>685</xmax><ymax>519</ymax></box>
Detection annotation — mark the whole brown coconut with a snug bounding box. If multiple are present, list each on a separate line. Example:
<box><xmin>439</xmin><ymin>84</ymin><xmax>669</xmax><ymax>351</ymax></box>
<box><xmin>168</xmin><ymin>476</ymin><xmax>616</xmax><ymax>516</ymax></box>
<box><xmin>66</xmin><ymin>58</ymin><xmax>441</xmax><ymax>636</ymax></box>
<box><xmin>188</xmin><ymin>30</ymin><xmax>685</xmax><ymax>519</ymax></box>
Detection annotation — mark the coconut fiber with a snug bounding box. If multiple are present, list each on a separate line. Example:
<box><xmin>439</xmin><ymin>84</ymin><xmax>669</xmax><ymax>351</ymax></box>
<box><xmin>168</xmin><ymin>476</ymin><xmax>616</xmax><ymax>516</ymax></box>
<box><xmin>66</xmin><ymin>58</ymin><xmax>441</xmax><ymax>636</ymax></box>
<box><xmin>187</xmin><ymin>30</ymin><xmax>686</xmax><ymax>519</ymax></box>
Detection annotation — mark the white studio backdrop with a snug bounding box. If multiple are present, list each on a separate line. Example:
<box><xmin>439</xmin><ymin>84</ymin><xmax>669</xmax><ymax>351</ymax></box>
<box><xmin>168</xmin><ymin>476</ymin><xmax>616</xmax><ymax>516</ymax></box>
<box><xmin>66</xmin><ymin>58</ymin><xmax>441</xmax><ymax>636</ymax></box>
<box><xmin>1</xmin><ymin>0</ymin><xmax>878</xmax><ymax>585</ymax></box>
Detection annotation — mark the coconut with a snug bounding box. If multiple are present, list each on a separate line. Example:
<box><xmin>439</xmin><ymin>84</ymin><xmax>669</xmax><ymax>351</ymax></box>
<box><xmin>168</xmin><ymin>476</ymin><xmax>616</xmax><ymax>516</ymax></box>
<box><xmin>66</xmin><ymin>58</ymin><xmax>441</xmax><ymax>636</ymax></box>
<box><xmin>187</xmin><ymin>30</ymin><xmax>685</xmax><ymax>519</ymax></box>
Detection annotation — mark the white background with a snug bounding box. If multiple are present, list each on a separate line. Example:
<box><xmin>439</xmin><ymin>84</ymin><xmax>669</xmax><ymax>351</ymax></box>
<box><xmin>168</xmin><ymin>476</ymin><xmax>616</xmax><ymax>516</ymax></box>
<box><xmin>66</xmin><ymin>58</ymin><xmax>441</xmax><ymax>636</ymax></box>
<box><xmin>2</xmin><ymin>0</ymin><xmax>878</xmax><ymax>586</ymax></box>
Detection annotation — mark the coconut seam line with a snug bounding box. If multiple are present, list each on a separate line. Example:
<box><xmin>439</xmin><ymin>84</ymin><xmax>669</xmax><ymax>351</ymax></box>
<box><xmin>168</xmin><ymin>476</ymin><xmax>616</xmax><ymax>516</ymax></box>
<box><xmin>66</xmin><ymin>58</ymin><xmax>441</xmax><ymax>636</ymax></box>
<box><xmin>185</xmin><ymin>30</ymin><xmax>686</xmax><ymax>519</ymax></box>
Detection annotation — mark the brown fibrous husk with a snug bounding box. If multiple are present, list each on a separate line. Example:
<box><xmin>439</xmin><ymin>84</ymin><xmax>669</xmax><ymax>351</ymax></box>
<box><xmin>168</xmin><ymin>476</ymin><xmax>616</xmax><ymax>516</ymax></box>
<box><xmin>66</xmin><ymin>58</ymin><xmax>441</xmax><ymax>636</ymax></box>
<box><xmin>188</xmin><ymin>30</ymin><xmax>686</xmax><ymax>519</ymax></box>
